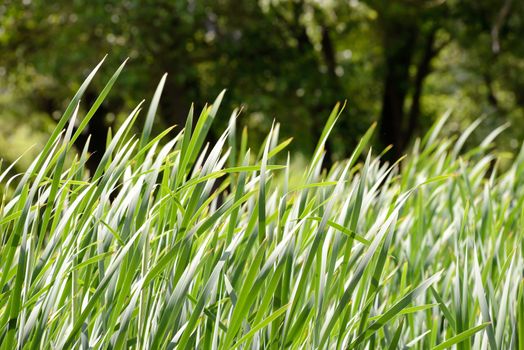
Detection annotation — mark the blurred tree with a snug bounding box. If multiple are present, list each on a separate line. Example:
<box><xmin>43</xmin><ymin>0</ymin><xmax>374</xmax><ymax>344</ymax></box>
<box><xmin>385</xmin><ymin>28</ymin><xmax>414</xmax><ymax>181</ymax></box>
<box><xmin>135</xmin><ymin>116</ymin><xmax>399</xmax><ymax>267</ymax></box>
<box><xmin>366</xmin><ymin>1</ymin><xmax>449</xmax><ymax>158</ymax></box>
<box><xmin>0</xmin><ymin>0</ymin><xmax>523</xmax><ymax>172</ymax></box>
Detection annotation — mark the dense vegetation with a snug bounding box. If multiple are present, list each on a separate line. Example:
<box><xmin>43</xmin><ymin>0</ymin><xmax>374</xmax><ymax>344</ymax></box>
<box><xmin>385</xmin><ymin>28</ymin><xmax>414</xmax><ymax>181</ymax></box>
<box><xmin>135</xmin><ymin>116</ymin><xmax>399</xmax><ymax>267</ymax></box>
<box><xmin>1</xmin><ymin>0</ymin><xmax>523</xmax><ymax>171</ymax></box>
<box><xmin>0</xmin><ymin>62</ymin><xmax>522</xmax><ymax>349</ymax></box>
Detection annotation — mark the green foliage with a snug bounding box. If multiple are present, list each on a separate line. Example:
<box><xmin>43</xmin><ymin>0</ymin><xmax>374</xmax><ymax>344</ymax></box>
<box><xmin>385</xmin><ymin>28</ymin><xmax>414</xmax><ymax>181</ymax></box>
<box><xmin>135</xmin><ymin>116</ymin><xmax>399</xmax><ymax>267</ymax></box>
<box><xmin>1</xmin><ymin>0</ymin><xmax>523</xmax><ymax>167</ymax></box>
<box><xmin>0</xmin><ymin>63</ymin><xmax>523</xmax><ymax>349</ymax></box>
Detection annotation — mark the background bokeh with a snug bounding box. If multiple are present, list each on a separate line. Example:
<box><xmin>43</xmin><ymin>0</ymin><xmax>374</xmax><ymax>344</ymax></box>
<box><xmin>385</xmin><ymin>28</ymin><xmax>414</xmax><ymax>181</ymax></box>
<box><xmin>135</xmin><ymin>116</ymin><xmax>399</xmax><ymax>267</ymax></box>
<box><xmin>1</xmin><ymin>0</ymin><xmax>523</xmax><ymax>173</ymax></box>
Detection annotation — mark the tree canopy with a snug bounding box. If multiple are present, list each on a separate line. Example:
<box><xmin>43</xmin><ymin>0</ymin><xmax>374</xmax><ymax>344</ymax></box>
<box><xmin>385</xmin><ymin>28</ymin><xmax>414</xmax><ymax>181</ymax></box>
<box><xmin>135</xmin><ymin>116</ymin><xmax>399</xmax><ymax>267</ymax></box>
<box><xmin>1</xmin><ymin>0</ymin><xmax>523</xmax><ymax>171</ymax></box>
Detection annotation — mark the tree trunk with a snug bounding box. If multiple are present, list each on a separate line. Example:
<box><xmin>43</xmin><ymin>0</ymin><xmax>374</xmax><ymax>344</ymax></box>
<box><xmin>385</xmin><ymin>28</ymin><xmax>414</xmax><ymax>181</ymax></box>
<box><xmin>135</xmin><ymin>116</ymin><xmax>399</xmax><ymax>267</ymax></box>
<box><xmin>379</xmin><ymin>23</ymin><xmax>418</xmax><ymax>160</ymax></box>
<box><xmin>74</xmin><ymin>90</ymin><xmax>113</xmax><ymax>175</ymax></box>
<box><xmin>405</xmin><ymin>29</ymin><xmax>437</xmax><ymax>145</ymax></box>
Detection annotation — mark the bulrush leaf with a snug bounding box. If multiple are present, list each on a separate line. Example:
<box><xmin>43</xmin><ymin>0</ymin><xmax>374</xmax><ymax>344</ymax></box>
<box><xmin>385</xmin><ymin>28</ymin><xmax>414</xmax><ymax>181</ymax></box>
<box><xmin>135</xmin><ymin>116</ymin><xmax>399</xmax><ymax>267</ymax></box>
<box><xmin>0</xmin><ymin>65</ymin><xmax>521</xmax><ymax>350</ymax></box>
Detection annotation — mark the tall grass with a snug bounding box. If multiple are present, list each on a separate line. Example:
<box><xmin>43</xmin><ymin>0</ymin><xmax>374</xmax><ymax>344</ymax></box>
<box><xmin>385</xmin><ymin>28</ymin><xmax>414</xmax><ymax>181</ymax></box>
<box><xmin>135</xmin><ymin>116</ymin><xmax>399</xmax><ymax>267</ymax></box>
<box><xmin>0</xmin><ymin>60</ymin><xmax>522</xmax><ymax>349</ymax></box>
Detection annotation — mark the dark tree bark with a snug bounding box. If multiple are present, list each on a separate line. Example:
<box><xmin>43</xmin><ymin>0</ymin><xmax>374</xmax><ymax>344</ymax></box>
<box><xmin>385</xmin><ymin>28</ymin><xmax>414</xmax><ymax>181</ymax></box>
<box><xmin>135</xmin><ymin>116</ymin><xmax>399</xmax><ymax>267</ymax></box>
<box><xmin>161</xmin><ymin>76</ymin><xmax>201</xmax><ymax>130</ymax></box>
<box><xmin>483</xmin><ymin>73</ymin><xmax>499</xmax><ymax>109</ymax></box>
<box><xmin>321</xmin><ymin>26</ymin><xmax>337</xmax><ymax>83</ymax></box>
<box><xmin>317</xmin><ymin>25</ymin><xmax>341</xmax><ymax>168</ymax></box>
<box><xmin>34</xmin><ymin>90</ymin><xmax>111</xmax><ymax>175</ymax></box>
<box><xmin>405</xmin><ymin>29</ymin><xmax>438</xmax><ymax>145</ymax></box>
<box><xmin>379</xmin><ymin>21</ymin><xmax>418</xmax><ymax>160</ymax></box>
<box><xmin>74</xmin><ymin>90</ymin><xmax>114</xmax><ymax>175</ymax></box>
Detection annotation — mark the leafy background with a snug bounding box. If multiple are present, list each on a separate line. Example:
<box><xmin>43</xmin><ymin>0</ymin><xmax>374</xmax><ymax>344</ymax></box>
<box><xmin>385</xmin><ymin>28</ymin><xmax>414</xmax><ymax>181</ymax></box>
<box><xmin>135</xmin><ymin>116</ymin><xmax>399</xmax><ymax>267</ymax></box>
<box><xmin>1</xmin><ymin>0</ymin><xmax>523</xmax><ymax>169</ymax></box>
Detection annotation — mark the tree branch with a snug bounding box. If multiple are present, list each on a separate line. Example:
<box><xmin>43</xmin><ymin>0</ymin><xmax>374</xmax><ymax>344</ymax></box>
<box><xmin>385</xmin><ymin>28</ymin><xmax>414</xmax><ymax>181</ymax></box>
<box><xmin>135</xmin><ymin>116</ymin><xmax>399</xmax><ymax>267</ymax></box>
<box><xmin>491</xmin><ymin>0</ymin><xmax>513</xmax><ymax>54</ymax></box>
